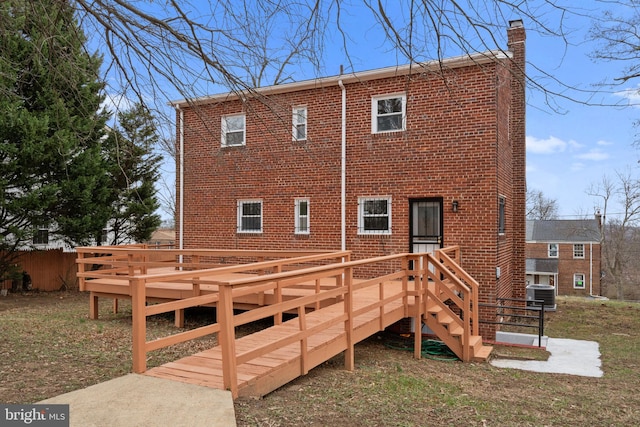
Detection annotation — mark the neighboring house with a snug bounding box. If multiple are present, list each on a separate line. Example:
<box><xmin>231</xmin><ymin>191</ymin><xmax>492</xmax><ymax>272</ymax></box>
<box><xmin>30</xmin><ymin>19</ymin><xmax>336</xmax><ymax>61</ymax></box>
<box><xmin>525</xmin><ymin>218</ymin><xmax>602</xmax><ymax>296</ymax></box>
<box><xmin>170</xmin><ymin>21</ymin><xmax>527</xmax><ymax>340</ymax></box>
<box><xmin>146</xmin><ymin>228</ymin><xmax>176</xmax><ymax>248</ymax></box>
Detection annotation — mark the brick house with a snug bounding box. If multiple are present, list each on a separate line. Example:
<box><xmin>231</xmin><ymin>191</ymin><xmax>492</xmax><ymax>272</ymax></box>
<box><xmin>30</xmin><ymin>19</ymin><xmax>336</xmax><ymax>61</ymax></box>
<box><xmin>171</xmin><ymin>21</ymin><xmax>527</xmax><ymax>340</ymax></box>
<box><xmin>526</xmin><ymin>218</ymin><xmax>602</xmax><ymax>296</ymax></box>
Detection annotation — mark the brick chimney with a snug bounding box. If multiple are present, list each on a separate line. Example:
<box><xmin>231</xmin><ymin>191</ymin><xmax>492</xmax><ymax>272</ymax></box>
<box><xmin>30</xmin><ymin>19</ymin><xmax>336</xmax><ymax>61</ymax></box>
<box><xmin>508</xmin><ymin>19</ymin><xmax>527</xmax><ymax>301</ymax></box>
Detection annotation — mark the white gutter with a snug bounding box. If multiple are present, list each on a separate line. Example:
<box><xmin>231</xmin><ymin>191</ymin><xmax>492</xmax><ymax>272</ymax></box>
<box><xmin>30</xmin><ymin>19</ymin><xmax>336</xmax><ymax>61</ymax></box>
<box><xmin>338</xmin><ymin>79</ymin><xmax>346</xmax><ymax>252</ymax></box>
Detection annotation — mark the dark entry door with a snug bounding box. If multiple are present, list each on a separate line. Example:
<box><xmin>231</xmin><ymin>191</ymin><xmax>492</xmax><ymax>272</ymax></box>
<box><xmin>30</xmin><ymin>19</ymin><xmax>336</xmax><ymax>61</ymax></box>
<box><xmin>410</xmin><ymin>199</ymin><xmax>443</xmax><ymax>254</ymax></box>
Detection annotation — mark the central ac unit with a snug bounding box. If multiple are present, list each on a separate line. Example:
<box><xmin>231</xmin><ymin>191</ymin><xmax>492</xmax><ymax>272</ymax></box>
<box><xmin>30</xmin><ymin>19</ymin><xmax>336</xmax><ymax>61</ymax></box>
<box><xmin>526</xmin><ymin>284</ymin><xmax>556</xmax><ymax>311</ymax></box>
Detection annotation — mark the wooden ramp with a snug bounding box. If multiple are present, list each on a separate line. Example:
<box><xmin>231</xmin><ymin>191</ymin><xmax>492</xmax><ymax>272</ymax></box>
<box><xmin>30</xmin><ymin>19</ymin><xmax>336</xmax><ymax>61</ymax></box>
<box><xmin>77</xmin><ymin>245</ymin><xmax>492</xmax><ymax>399</ymax></box>
<box><xmin>144</xmin><ymin>282</ymin><xmax>406</xmax><ymax>398</ymax></box>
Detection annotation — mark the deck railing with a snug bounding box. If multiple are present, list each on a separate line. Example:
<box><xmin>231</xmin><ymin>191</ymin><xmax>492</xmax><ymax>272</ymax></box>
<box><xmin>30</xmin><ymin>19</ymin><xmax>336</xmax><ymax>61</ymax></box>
<box><xmin>423</xmin><ymin>246</ymin><xmax>480</xmax><ymax>361</ymax></box>
<box><xmin>77</xmin><ymin>245</ymin><xmax>482</xmax><ymax>397</ymax></box>
<box><xmin>126</xmin><ymin>252</ymin><xmax>431</xmax><ymax>397</ymax></box>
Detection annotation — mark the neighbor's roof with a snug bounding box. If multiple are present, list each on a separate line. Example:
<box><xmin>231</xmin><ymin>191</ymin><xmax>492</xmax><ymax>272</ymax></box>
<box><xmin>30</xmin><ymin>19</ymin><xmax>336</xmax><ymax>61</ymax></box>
<box><xmin>525</xmin><ymin>220</ymin><xmax>601</xmax><ymax>243</ymax></box>
<box><xmin>147</xmin><ymin>229</ymin><xmax>175</xmax><ymax>242</ymax></box>
<box><xmin>170</xmin><ymin>50</ymin><xmax>512</xmax><ymax>108</ymax></box>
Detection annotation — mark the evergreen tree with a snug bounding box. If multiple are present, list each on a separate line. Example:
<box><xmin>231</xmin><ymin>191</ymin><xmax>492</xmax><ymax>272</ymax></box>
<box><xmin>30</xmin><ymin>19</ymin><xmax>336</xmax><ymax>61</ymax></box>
<box><xmin>103</xmin><ymin>104</ymin><xmax>162</xmax><ymax>245</ymax></box>
<box><xmin>0</xmin><ymin>0</ymin><xmax>111</xmax><ymax>277</ymax></box>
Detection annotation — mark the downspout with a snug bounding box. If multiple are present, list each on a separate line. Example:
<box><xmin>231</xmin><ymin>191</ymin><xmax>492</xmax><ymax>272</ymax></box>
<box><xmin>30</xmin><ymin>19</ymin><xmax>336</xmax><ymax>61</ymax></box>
<box><xmin>338</xmin><ymin>79</ymin><xmax>346</xmax><ymax>252</ymax></box>
<box><xmin>177</xmin><ymin>105</ymin><xmax>185</xmax><ymax>253</ymax></box>
<box><xmin>589</xmin><ymin>242</ymin><xmax>593</xmax><ymax>295</ymax></box>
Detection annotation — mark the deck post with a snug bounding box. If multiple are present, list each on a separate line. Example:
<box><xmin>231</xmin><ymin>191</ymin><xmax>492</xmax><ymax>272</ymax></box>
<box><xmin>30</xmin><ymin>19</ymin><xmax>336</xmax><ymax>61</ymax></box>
<box><xmin>77</xmin><ymin>251</ymin><xmax>86</xmax><ymax>291</ymax></box>
<box><xmin>298</xmin><ymin>306</ymin><xmax>309</xmax><ymax>375</ymax></box>
<box><xmin>412</xmin><ymin>255</ymin><xmax>423</xmax><ymax>359</ymax></box>
<box><xmin>131</xmin><ymin>277</ymin><xmax>147</xmax><ymax>373</ymax></box>
<box><xmin>89</xmin><ymin>292</ymin><xmax>99</xmax><ymax>320</ymax></box>
<box><xmin>175</xmin><ymin>309</ymin><xmax>185</xmax><ymax>328</ymax></box>
<box><xmin>219</xmin><ymin>284</ymin><xmax>239</xmax><ymax>398</ymax></box>
<box><xmin>343</xmin><ymin>266</ymin><xmax>355</xmax><ymax>371</ymax></box>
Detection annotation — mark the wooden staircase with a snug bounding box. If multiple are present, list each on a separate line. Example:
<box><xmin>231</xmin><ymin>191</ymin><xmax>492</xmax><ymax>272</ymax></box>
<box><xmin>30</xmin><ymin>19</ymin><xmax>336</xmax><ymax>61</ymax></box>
<box><xmin>419</xmin><ymin>248</ymin><xmax>492</xmax><ymax>362</ymax></box>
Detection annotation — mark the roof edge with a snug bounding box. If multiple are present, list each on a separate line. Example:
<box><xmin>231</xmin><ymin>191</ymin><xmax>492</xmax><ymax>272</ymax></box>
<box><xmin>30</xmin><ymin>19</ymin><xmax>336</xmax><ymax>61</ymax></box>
<box><xmin>170</xmin><ymin>49</ymin><xmax>511</xmax><ymax>108</ymax></box>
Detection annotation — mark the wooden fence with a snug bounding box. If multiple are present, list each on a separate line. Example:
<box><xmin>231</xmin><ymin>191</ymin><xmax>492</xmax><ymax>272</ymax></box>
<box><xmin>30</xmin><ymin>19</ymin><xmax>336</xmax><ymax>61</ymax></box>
<box><xmin>1</xmin><ymin>249</ymin><xmax>78</xmax><ymax>292</ymax></box>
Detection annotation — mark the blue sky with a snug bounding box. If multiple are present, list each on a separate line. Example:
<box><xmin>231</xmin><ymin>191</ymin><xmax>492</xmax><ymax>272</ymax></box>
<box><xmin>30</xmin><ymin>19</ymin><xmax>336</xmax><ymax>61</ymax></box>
<box><xmin>522</xmin><ymin>3</ymin><xmax>639</xmax><ymax>219</ymax></box>
<box><xmin>321</xmin><ymin>2</ymin><xmax>640</xmax><ymax>220</ymax></box>
<box><xmin>95</xmin><ymin>1</ymin><xmax>640</xmax><ymax>221</ymax></box>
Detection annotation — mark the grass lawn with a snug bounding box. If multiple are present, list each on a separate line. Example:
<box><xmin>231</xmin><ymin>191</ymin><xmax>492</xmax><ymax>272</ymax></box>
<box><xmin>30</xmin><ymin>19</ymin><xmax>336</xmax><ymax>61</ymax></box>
<box><xmin>0</xmin><ymin>292</ymin><xmax>639</xmax><ymax>426</ymax></box>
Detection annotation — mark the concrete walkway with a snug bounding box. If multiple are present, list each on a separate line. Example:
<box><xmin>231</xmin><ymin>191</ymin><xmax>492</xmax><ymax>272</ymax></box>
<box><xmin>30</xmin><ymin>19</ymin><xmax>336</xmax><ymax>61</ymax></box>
<box><xmin>38</xmin><ymin>374</ymin><xmax>236</xmax><ymax>427</ymax></box>
<box><xmin>491</xmin><ymin>337</ymin><xmax>603</xmax><ymax>378</ymax></box>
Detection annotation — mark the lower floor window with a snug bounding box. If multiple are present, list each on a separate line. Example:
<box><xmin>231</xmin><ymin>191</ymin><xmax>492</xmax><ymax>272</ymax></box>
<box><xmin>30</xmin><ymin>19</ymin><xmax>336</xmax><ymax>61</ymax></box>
<box><xmin>295</xmin><ymin>198</ymin><xmax>309</xmax><ymax>234</ymax></box>
<box><xmin>358</xmin><ymin>197</ymin><xmax>391</xmax><ymax>234</ymax></box>
<box><xmin>573</xmin><ymin>273</ymin><xmax>585</xmax><ymax>289</ymax></box>
<box><xmin>238</xmin><ymin>200</ymin><xmax>262</xmax><ymax>233</ymax></box>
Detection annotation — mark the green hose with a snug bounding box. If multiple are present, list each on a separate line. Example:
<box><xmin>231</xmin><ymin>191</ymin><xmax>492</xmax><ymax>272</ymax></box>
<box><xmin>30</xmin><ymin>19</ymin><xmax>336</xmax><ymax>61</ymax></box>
<box><xmin>383</xmin><ymin>335</ymin><xmax>459</xmax><ymax>361</ymax></box>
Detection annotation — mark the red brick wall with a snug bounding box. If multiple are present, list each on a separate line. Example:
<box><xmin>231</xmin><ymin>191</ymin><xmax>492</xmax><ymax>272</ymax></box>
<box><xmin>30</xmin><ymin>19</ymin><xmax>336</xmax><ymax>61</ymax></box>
<box><xmin>175</xmin><ymin>34</ymin><xmax>526</xmax><ymax>340</ymax></box>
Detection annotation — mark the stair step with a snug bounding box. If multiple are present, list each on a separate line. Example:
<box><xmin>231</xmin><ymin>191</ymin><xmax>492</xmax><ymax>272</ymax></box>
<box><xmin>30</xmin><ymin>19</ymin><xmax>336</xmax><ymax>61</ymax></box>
<box><xmin>472</xmin><ymin>345</ymin><xmax>493</xmax><ymax>362</ymax></box>
<box><xmin>448</xmin><ymin>324</ymin><xmax>463</xmax><ymax>337</ymax></box>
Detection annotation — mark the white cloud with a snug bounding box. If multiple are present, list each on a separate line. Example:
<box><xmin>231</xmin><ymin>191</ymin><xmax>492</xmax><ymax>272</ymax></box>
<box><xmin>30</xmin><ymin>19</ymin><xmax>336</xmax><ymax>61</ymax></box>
<box><xmin>526</xmin><ymin>135</ymin><xmax>582</xmax><ymax>154</ymax></box>
<box><xmin>575</xmin><ymin>149</ymin><xmax>609</xmax><ymax>161</ymax></box>
<box><xmin>596</xmin><ymin>140</ymin><xmax>613</xmax><ymax>146</ymax></box>
<box><xmin>614</xmin><ymin>86</ymin><xmax>640</xmax><ymax>107</ymax></box>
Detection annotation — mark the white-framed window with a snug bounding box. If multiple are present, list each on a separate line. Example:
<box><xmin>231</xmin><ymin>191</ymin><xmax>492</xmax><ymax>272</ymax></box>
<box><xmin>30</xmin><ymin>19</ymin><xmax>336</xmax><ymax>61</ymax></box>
<box><xmin>221</xmin><ymin>114</ymin><xmax>246</xmax><ymax>147</ymax></box>
<box><xmin>548</xmin><ymin>243</ymin><xmax>559</xmax><ymax>258</ymax></box>
<box><xmin>574</xmin><ymin>273</ymin><xmax>585</xmax><ymax>289</ymax></box>
<box><xmin>292</xmin><ymin>106</ymin><xmax>307</xmax><ymax>141</ymax></box>
<box><xmin>372</xmin><ymin>94</ymin><xmax>406</xmax><ymax>133</ymax></box>
<box><xmin>358</xmin><ymin>197</ymin><xmax>392</xmax><ymax>235</ymax></box>
<box><xmin>498</xmin><ymin>196</ymin><xmax>506</xmax><ymax>235</ymax></box>
<box><xmin>573</xmin><ymin>243</ymin><xmax>585</xmax><ymax>259</ymax></box>
<box><xmin>237</xmin><ymin>199</ymin><xmax>262</xmax><ymax>233</ymax></box>
<box><xmin>294</xmin><ymin>198</ymin><xmax>310</xmax><ymax>234</ymax></box>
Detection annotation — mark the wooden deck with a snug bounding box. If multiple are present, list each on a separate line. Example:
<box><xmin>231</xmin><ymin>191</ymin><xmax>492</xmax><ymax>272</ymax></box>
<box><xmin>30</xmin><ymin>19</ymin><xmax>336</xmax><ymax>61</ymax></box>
<box><xmin>145</xmin><ymin>280</ymin><xmax>406</xmax><ymax>398</ymax></box>
<box><xmin>77</xmin><ymin>246</ymin><xmax>492</xmax><ymax>399</ymax></box>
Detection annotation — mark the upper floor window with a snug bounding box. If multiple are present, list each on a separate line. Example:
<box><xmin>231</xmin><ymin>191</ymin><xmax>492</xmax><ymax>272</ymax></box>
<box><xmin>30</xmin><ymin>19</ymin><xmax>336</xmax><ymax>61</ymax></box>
<box><xmin>574</xmin><ymin>273</ymin><xmax>585</xmax><ymax>289</ymax></box>
<box><xmin>358</xmin><ymin>197</ymin><xmax>391</xmax><ymax>235</ymax></box>
<box><xmin>221</xmin><ymin>114</ymin><xmax>246</xmax><ymax>147</ymax></box>
<box><xmin>498</xmin><ymin>196</ymin><xmax>506</xmax><ymax>235</ymax></box>
<box><xmin>292</xmin><ymin>107</ymin><xmax>307</xmax><ymax>141</ymax></box>
<box><xmin>33</xmin><ymin>228</ymin><xmax>49</xmax><ymax>245</ymax></box>
<box><xmin>372</xmin><ymin>94</ymin><xmax>406</xmax><ymax>133</ymax></box>
<box><xmin>548</xmin><ymin>243</ymin><xmax>559</xmax><ymax>258</ymax></box>
<box><xmin>294</xmin><ymin>198</ymin><xmax>310</xmax><ymax>234</ymax></box>
<box><xmin>573</xmin><ymin>244</ymin><xmax>585</xmax><ymax>259</ymax></box>
<box><xmin>237</xmin><ymin>199</ymin><xmax>262</xmax><ymax>233</ymax></box>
